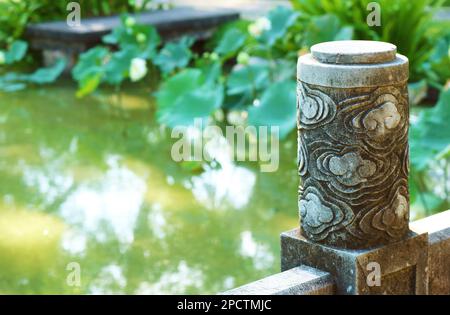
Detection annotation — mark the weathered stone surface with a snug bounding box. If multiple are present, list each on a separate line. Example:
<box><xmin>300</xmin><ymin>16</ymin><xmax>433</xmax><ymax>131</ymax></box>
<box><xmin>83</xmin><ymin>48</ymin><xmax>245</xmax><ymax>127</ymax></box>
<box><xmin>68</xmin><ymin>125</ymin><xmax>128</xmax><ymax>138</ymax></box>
<box><xmin>411</xmin><ymin>210</ymin><xmax>450</xmax><ymax>295</ymax></box>
<box><xmin>297</xmin><ymin>53</ymin><xmax>408</xmax><ymax>88</ymax></box>
<box><xmin>222</xmin><ymin>265</ymin><xmax>335</xmax><ymax>295</ymax></box>
<box><xmin>281</xmin><ymin>228</ymin><xmax>429</xmax><ymax>294</ymax></box>
<box><xmin>297</xmin><ymin>41</ymin><xmax>410</xmax><ymax>249</ymax></box>
<box><xmin>311</xmin><ymin>40</ymin><xmax>397</xmax><ymax>64</ymax></box>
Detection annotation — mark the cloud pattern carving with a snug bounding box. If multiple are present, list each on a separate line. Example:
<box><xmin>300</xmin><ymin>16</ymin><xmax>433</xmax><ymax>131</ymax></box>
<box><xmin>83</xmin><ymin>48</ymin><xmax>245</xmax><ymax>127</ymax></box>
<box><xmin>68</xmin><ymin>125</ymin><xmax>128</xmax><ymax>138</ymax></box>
<box><xmin>297</xmin><ymin>82</ymin><xmax>409</xmax><ymax>248</ymax></box>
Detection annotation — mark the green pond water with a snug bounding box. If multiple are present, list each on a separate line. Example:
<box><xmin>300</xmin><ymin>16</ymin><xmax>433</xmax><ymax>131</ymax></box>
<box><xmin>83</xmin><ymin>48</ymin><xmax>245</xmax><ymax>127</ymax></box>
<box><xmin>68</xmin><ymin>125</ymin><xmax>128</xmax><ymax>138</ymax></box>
<box><xmin>0</xmin><ymin>82</ymin><xmax>299</xmax><ymax>294</ymax></box>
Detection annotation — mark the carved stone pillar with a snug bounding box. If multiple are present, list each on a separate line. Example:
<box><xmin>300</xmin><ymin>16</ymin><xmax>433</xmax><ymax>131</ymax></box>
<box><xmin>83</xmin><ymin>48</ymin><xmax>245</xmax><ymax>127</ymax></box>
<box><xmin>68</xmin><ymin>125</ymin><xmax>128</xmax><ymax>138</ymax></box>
<box><xmin>281</xmin><ymin>41</ymin><xmax>429</xmax><ymax>294</ymax></box>
<box><xmin>297</xmin><ymin>40</ymin><xmax>410</xmax><ymax>249</ymax></box>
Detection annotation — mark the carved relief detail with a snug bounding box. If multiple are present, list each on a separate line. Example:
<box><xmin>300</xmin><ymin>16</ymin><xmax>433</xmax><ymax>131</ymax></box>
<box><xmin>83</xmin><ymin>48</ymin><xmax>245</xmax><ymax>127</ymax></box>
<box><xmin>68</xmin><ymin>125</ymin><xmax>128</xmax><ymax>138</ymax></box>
<box><xmin>298</xmin><ymin>81</ymin><xmax>409</xmax><ymax>249</ymax></box>
<box><xmin>297</xmin><ymin>83</ymin><xmax>337</xmax><ymax>129</ymax></box>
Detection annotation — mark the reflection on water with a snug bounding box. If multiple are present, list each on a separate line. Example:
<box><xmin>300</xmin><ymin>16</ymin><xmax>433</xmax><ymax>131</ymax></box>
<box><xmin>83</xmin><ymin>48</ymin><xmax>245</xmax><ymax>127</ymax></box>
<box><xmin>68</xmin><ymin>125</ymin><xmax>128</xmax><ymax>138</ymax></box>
<box><xmin>239</xmin><ymin>231</ymin><xmax>274</xmax><ymax>271</ymax></box>
<box><xmin>60</xmin><ymin>155</ymin><xmax>146</xmax><ymax>245</ymax></box>
<box><xmin>191</xmin><ymin>165</ymin><xmax>256</xmax><ymax>211</ymax></box>
<box><xmin>135</xmin><ymin>261</ymin><xmax>205</xmax><ymax>294</ymax></box>
<box><xmin>0</xmin><ymin>82</ymin><xmax>298</xmax><ymax>294</ymax></box>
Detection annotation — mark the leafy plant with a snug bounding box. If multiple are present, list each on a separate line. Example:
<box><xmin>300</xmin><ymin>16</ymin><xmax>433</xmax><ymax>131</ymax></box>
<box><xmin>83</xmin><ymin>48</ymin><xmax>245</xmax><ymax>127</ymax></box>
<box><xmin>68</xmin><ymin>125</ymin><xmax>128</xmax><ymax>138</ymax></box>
<box><xmin>302</xmin><ymin>14</ymin><xmax>354</xmax><ymax>47</ymax></box>
<box><xmin>0</xmin><ymin>40</ymin><xmax>65</xmax><ymax>92</ymax></box>
<box><xmin>72</xmin><ymin>15</ymin><xmax>163</xmax><ymax>97</ymax></box>
<box><xmin>422</xmin><ymin>34</ymin><xmax>450</xmax><ymax>88</ymax></box>
<box><xmin>3</xmin><ymin>40</ymin><xmax>28</xmax><ymax>64</ymax></box>
<box><xmin>155</xmin><ymin>68</ymin><xmax>224</xmax><ymax>127</ymax></box>
<box><xmin>410</xmin><ymin>88</ymin><xmax>450</xmax><ymax>215</ymax></box>
<box><xmin>290</xmin><ymin>0</ymin><xmax>450</xmax><ymax>83</ymax></box>
<box><xmin>0</xmin><ymin>0</ymin><xmax>153</xmax><ymax>49</ymax></box>
<box><xmin>152</xmin><ymin>6</ymin><xmax>303</xmax><ymax>139</ymax></box>
<box><xmin>72</xmin><ymin>46</ymin><xmax>109</xmax><ymax>97</ymax></box>
<box><xmin>247</xmin><ymin>80</ymin><xmax>297</xmax><ymax>138</ymax></box>
<box><xmin>153</xmin><ymin>5</ymin><xmax>353</xmax><ymax>139</ymax></box>
<box><xmin>257</xmin><ymin>6</ymin><xmax>299</xmax><ymax>46</ymax></box>
<box><xmin>154</xmin><ymin>37</ymin><xmax>195</xmax><ymax>75</ymax></box>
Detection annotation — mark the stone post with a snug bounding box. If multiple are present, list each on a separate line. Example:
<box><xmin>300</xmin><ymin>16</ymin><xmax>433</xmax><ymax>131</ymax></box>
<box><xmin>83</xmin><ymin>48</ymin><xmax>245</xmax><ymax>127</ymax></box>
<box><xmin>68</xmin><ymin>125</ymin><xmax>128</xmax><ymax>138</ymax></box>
<box><xmin>281</xmin><ymin>40</ymin><xmax>429</xmax><ymax>294</ymax></box>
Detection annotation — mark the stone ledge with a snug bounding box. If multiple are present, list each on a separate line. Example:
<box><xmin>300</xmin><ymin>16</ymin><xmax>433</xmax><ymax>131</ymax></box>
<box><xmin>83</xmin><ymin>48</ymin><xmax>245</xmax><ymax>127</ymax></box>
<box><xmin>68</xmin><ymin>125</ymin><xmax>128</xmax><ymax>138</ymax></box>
<box><xmin>25</xmin><ymin>6</ymin><xmax>240</xmax><ymax>52</ymax></box>
<box><xmin>221</xmin><ymin>265</ymin><xmax>335</xmax><ymax>295</ymax></box>
<box><xmin>410</xmin><ymin>210</ymin><xmax>450</xmax><ymax>295</ymax></box>
<box><xmin>281</xmin><ymin>229</ymin><xmax>429</xmax><ymax>294</ymax></box>
<box><xmin>220</xmin><ymin>210</ymin><xmax>450</xmax><ymax>295</ymax></box>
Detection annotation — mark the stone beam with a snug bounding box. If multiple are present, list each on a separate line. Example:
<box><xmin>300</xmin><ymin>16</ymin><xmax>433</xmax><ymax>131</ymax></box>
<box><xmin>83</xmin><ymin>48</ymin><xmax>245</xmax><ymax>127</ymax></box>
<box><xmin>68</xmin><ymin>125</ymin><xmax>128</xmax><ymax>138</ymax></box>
<box><xmin>222</xmin><ymin>265</ymin><xmax>335</xmax><ymax>295</ymax></box>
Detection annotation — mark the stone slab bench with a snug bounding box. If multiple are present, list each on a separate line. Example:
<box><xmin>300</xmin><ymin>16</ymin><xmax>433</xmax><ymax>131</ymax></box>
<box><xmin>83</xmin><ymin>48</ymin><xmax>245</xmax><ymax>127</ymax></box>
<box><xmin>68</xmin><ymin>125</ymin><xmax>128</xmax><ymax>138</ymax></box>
<box><xmin>25</xmin><ymin>6</ymin><xmax>239</xmax><ymax>67</ymax></box>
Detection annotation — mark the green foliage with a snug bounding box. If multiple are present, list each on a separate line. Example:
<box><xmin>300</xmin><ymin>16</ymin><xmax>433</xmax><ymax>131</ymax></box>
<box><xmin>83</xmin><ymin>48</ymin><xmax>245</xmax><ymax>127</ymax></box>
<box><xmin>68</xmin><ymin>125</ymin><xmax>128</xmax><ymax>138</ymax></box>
<box><xmin>410</xmin><ymin>89</ymin><xmax>450</xmax><ymax>215</ymax></box>
<box><xmin>408</xmin><ymin>80</ymin><xmax>428</xmax><ymax>106</ymax></box>
<box><xmin>302</xmin><ymin>14</ymin><xmax>354</xmax><ymax>47</ymax></box>
<box><xmin>72</xmin><ymin>46</ymin><xmax>109</xmax><ymax>97</ymax></box>
<box><xmin>214</xmin><ymin>29</ymin><xmax>247</xmax><ymax>58</ymax></box>
<box><xmin>290</xmin><ymin>0</ymin><xmax>450</xmax><ymax>83</ymax></box>
<box><xmin>152</xmin><ymin>6</ymin><xmax>303</xmax><ymax>139</ymax></box>
<box><xmin>0</xmin><ymin>0</ymin><xmax>155</xmax><ymax>88</ymax></box>
<box><xmin>0</xmin><ymin>40</ymin><xmax>65</xmax><ymax>92</ymax></box>
<box><xmin>0</xmin><ymin>0</ymin><xmax>42</xmax><ymax>48</ymax></box>
<box><xmin>27</xmin><ymin>59</ymin><xmax>67</xmax><ymax>84</ymax></box>
<box><xmin>258</xmin><ymin>6</ymin><xmax>299</xmax><ymax>46</ymax></box>
<box><xmin>227</xmin><ymin>63</ymin><xmax>270</xmax><ymax>96</ymax></box>
<box><xmin>104</xmin><ymin>48</ymin><xmax>137</xmax><ymax>85</ymax></box>
<box><xmin>72</xmin><ymin>16</ymin><xmax>161</xmax><ymax>97</ymax></box>
<box><xmin>0</xmin><ymin>1</ymin><xmax>155</xmax><ymax>94</ymax></box>
<box><xmin>247</xmin><ymin>80</ymin><xmax>297</xmax><ymax>138</ymax></box>
<box><xmin>155</xmin><ymin>69</ymin><xmax>224</xmax><ymax>127</ymax></box>
<box><xmin>4</xmin><ymin>40</ymin><xmax>28</xmax><ymax>64</ymax></box>
<box><xmin>0</xmin><ymin>0</ymin><xmax>150</xmax><ymax>49</ymax></box>
<box><xmin>206</xmin><ymin>19</ymin><xmax>252</xmax><ymax>51</ymax></box>
<box><xmin>0</xmin><ymin>60</ymin><xmax>66</xmax><ymax>92</ymax></box>
<box><xmin>154</xmin><ymin>37</ymin><xmax>194</xmax><ymax>75</ymax></box>
<box><xmin>410</xmin><ymin>89</ymin><xmax>450</xmax><ymax>171</ymax></box>
<box><xmin>152</xmin><ymin>5</ymin><xmax>320</xmax><ymax>139</ymax></box>
<box><xmin>422</xmin><ymin>34</ymin><xmax>450</xmax><ymax>87</ymax></box>
<box><xmin>102</xmin><ymin>16</ymin><xmax>161</xmax><ymax>58</ymax></box>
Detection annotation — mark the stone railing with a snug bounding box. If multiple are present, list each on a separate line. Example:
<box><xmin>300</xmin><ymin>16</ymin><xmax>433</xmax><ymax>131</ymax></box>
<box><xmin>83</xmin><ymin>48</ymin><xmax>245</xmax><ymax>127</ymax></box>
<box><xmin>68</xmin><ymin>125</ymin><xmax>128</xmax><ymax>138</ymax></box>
<box><xmin>224</xmin><ymin>210</ymin><xmax>450</xmax><ymax>295</ymax></box>
<box><xmin>223</xmin><ymin>40</ymin><xmax>450</xmax><ymax>295</ymax></box>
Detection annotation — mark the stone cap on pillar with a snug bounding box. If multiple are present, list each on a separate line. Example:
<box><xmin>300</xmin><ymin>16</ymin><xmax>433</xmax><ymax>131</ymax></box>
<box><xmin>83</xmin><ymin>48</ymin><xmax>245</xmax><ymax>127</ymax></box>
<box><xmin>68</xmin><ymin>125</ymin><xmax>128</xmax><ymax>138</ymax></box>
<box><xmin>311</xmin><ymin>40</ymin><xmax>397</xmax><ymax>64</ymax></box>
<box><xmin>296</xmin><ymin>40</ymin><xmax>410</xmax><ymax>249</ymax></box>
<box><xmin>298</xmin><ymin>40</ymin><xmax>408</xmax><ymax>88</ymax></box>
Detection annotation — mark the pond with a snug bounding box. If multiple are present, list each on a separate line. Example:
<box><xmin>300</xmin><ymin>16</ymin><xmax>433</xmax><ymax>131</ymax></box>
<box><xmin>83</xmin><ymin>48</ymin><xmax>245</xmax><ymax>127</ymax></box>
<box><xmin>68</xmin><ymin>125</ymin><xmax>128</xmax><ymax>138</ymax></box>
<box><xmin>0</xmin><ymin>80</ymin><xmax>433</xmax><ymax>293</ymax></box>
<box><xmin>0</xmin><ymin>81</ymin><xmax>299</xmax><ymax>294</ymax></box>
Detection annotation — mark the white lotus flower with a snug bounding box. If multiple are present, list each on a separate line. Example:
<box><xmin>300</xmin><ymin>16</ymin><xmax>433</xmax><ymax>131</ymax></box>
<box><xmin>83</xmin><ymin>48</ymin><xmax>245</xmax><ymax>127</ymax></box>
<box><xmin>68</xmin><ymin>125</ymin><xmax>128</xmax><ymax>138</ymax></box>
<box><xmin>129</xmin><ymin>58</ymin><xmax>147</xmax><ymax>82</ymax></box>
<box><xmin>136</xmin><ymin>33</ymin><xmax>147</xmax><ymax>43</ymax></box>
<box><xmin>237</xmin><ymin>52</ymin><xmax>250</xmax><ymax>65</ymax></box>
<box><xmin>0</xmin><ymin>51</ymin><xmax>5</xmax><ymax>65</ymax></box>
<box><xmin>209</xmin><ymin>52</ymin><xmax>219</xmax><ymax>61</ymax></box>
<box><xmin>125</xmin><ymin>17</ymin><xmax>136</xmax><ymax>28</ymax></box>
<box><xmin>131</xmin><ymin>0</ymin><xmax>144</xmax><ymax>10</ymax></box>
<box><xmin>248</xmin><ymin>17</ymin><xmax>271</xmax><ymax>37</ymax></box>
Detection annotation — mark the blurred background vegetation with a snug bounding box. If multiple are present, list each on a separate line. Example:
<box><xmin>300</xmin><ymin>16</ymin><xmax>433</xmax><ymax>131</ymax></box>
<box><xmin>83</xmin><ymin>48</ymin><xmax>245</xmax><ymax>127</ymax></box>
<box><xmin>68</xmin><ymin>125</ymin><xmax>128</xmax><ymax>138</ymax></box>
<box><xmin>0</xmin><ymin>0</ymin><xmax>154</xmax><ymax>47</ymax></box>
<box><xmin>0</xmin><ymin>0</ymin><xmax>449</xmax><ymax>294</ymax></box>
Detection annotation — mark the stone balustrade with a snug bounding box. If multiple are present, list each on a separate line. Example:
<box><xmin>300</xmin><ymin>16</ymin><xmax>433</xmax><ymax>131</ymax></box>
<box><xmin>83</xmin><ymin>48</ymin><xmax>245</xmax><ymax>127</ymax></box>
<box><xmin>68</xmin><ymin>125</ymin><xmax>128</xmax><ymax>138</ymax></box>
<box><xmin>223</xmin><ymin>210</ymin><xmax>450</xmax><ymax>295</ymax></box>
<box><xmin>223</xmin><ymin>40</ymin><xmax>450</xmax><ymax>295</ymax></box>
